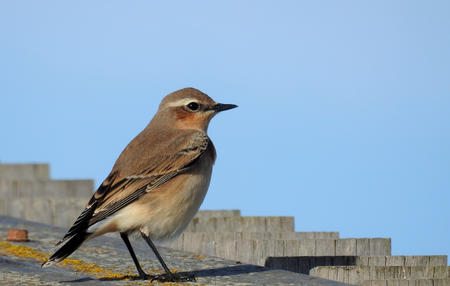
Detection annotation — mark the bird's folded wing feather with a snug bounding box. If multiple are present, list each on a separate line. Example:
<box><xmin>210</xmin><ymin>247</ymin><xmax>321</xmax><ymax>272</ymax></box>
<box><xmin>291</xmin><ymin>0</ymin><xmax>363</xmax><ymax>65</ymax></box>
<box><xmin>57</xmin><ymin>131</ymin><xmax>209</xmax><ymax>245</ymax></box>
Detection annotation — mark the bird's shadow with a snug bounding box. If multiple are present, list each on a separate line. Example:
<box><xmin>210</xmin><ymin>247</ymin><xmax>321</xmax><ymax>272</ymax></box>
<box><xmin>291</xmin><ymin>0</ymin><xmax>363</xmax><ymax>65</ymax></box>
<box><xmin>60</xmin><ymin>264</ymin><xmax>269</xmax><ymax>283</ymax></box>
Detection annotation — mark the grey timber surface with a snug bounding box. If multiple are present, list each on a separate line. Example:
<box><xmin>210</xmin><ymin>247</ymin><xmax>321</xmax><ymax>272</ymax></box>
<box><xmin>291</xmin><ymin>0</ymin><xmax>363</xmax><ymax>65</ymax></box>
<box><xmin>266</xmin><ymin>257</ymin><xmax>359</xmax><ymax>274</ymax></box>
<box><xmin>0</xmin><ymin>179</ymin><xmax>94</xmax><ymax>199</ymax></box>
<box><xmin>356</xmin><ymin>256</ymin><xmax>448</xmax><ymax>267</ymax></box>
<box><xmin>310</xmin><ymin>266</ymin><xmax>450</xmax><ymax>285</ymax></box>
<box><xmin>361</xmin><ymin>279</ymin><xmax>450</xmax><ymax>286</ymax></box>
<box><xmin>172</xmin><ymin>231</ymin><xmax>340</xmax><ymax>246</ymax></box>
<box><xmin>0</xmin><ymin>164</ymin><xmax>50</xmax><ymax>180</ymax></box>
<box><xmin>194</xmin><ymin>210</ymin><xmax>241</xmax><ymax>218</ymax></box>
<box><xmin>169</xmin><ymin>231</ymin><xmax>340</xmax><ymax>256</ymax></box>
<box><xmin>0</xmin><ymin>216</ymin><xmax>351</xmax><ymax>286</ymax></box>
<box><xmin>185</xmin><ymin>216</ymin><xmax>295</xmax><ymax>232</ymax></box>
<box><xmin>200</xmin><ymin>238</ymin><xmax>391</xmax><ymax>266</ymax></box>
<box><xmin>0</xmin><ymin>198</ymin><xmax>86</xmax><ymax>227</ymax></box>
<box><xmin>265</xmin><ymin>256</ymin><xmax>448</xmax><ymax>275</ymax></box>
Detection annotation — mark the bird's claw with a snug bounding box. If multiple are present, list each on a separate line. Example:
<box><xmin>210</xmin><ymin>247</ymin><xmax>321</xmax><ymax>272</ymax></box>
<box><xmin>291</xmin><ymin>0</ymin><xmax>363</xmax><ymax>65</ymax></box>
<box><xmin>151</xmin><ymin>272</ymin><xmax>196</xmax><ymax>282</ymax></box>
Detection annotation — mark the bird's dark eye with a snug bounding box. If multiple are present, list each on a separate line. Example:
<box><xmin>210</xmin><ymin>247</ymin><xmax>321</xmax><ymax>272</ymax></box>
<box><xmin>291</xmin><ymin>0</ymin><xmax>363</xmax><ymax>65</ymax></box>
<box><xmin>187</xmin><ymin>102</ymin><xmax>200</xmax><ymax>111</ymax></box>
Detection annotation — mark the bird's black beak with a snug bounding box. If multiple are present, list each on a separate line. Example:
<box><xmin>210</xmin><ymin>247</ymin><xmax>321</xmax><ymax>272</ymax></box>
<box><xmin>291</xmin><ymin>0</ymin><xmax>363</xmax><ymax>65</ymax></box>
<box><xmin>211</xmin><ymin>103</ymin><xmax>238</xmax><ymax>112</ymax></box>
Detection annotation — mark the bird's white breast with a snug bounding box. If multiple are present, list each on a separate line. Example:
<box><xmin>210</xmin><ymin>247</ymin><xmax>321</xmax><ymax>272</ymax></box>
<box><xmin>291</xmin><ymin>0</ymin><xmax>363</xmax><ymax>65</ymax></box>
<box><xmin>106</xmin><ymin>152</ymin><xmax>214</xmax><ymax>242</ymax></box>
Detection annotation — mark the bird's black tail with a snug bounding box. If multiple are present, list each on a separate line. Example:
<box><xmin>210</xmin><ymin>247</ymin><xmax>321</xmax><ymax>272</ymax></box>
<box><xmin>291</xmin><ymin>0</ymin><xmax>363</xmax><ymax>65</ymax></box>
<box><xmin>41</xmin><ymin>232</ymin><xmax>90</xmax><ymax>267</ymax></box>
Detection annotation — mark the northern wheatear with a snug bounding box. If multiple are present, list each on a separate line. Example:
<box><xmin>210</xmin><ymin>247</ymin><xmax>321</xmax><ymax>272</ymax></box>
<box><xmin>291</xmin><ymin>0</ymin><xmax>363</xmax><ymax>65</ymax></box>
<box><xmin>42</xmin><ymin>88</ymin><xmax>237</xmax><ymax>282</ymax></box>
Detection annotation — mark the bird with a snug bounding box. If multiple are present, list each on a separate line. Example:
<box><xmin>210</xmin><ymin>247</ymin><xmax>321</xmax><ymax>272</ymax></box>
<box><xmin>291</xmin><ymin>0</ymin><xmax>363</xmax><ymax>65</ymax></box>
<box><xmin>41</xmin><ymin>87</ymin><xmax>237</xmax><ymax>282</ymax></box>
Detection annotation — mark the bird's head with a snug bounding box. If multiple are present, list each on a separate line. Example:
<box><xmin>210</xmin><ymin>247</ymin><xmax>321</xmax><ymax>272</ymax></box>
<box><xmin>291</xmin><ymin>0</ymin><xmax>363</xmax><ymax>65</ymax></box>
<box><xmin>156</xmin><ymin>88</ymin><xmax>237</xmax><ymax>132</ymax></box>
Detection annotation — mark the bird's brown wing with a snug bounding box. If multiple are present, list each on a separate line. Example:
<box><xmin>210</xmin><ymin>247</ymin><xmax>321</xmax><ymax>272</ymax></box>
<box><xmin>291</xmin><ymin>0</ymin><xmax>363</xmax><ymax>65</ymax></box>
<box><xmin>57</xmin><ymin>131</ymin><xmax>210</xmax><ymax>245</ymax></box>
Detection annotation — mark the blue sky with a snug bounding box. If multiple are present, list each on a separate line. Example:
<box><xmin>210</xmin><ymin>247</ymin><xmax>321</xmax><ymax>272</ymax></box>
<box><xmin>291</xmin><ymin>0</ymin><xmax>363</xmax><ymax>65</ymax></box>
<box><xmin>1</xmin><ymin>1</ymin><xmax>449</xmax><ymax>260</ymax></box>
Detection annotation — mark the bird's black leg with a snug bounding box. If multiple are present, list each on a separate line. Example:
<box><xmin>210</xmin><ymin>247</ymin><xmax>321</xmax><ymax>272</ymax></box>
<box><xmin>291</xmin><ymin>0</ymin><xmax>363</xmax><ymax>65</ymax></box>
<box><xmin>140</xmin><ymin>232</ymin><xmax>172</xmax><ymax>276</ymax></box>
<box><xmin>120</xmin><ymin>232</ymin><xmax>148</xmax><ymax>278</ymax></box>
<box><xmin>140</xmin><ymin>232</ymin><xmax>195</xmax><ymax>282</ymax></box>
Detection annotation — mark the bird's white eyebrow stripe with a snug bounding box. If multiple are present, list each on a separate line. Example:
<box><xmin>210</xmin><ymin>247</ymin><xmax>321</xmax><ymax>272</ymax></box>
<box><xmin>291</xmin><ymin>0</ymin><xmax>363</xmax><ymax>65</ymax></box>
<box><xmin>165</xmin><ymin>98</ymin><xmax>197</xmax><ymax>107</ymax></box>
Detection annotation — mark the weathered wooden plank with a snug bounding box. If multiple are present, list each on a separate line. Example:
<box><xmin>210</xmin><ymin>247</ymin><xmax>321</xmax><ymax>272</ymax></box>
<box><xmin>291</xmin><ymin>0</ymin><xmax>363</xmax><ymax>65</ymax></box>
<box><xmin>0</xmin><ymin>164</ymin><xmax>50</xmax><ymax>180</ymax></box>
<box><xmin>370</xmin><ymin>238</ymin><xmax>391</xmax><ymax>255</ymax></box>
<box><xmin>336</xmin><ymin>239</ymin><xmax>356</xmax><ymax>256</ymax></box>
<box><xmin>357</xmin><ymin>238</ymin><xmax>371</xmax><ymax>256</ymax></box>
<box><xmin>386</xmin><ymin>256</ymin><xmax>405</xmax><ymax>266</ymax></box>
<box><xmin>311</xmin><ymin>266</ymin><xmax>450</xmax><ymax>283</ymax></box>
<box><xmin>0</xmin><ymin>179</ymin><xmax>94</xmax><ymax>199</ymax></box>
<box><xmin>315</xmin><ymin>239</ymin><xmax>335</xmax><ymax>256</ymax></box>
<box><xmin>195</xmin><ymin>209</ymin><xmax>241</xmax><ymax>218</ymax></box>
<box><xmin>185</xmin><ymin>216</ymin><xmax>295</xmax><ymax>232</ymax></box>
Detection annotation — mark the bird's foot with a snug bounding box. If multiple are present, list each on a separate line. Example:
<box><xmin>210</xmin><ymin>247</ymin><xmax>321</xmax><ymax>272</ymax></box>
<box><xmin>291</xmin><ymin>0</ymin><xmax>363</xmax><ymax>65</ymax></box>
<box><xmin>151</xmin><ymin>272</ymin><xmax>196</xmax><ymax>282</ymax></box>
<box><xmin>127</xmin><ymin>269</ymin><xmax>153</xmax><ymax>280</ymax></box>
<box><xmin>136</xmin><ymin>270</ymin><xmax>152</xmax><ymax>280</ymax></box>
